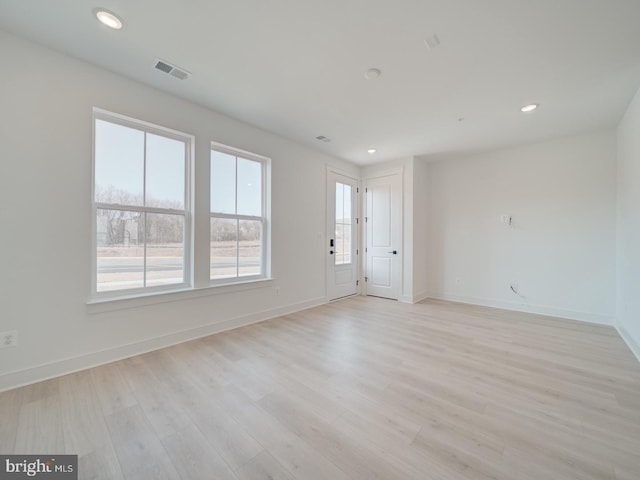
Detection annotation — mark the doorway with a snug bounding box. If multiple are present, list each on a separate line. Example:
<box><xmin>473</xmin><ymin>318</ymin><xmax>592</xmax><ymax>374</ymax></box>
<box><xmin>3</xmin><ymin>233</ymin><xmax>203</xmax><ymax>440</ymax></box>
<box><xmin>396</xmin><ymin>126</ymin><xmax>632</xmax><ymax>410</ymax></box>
<box><xmin>327</xmin><ymin>170</ymin><xmax>359</xmax><ymax>300</ymax></box>
<box><xmin>364</xmin><ymin>172</ymin><xmax>402</xmax><ymax>300</ymax></box>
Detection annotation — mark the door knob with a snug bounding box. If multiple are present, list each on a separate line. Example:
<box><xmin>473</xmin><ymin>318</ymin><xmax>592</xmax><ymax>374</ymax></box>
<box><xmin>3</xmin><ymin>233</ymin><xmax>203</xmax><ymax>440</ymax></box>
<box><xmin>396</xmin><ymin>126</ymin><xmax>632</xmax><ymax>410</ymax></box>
<box><xmin>388</xmin><ymin>250</ymin><xmax>397</xmax><ymax>254</ymax></box>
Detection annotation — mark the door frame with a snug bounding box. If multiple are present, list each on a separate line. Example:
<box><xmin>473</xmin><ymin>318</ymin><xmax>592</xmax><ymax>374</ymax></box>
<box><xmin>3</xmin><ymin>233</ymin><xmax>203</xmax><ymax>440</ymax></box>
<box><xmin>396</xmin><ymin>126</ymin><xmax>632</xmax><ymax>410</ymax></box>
<box><xmin>363</xmin><ymin>168</ymin><xmax>403</xmax><ymax>300</ymax></box>
<box><xmin>326</xmin><ymin>165</ymin><xmax>361</xmax><ymax>300</ymax></box>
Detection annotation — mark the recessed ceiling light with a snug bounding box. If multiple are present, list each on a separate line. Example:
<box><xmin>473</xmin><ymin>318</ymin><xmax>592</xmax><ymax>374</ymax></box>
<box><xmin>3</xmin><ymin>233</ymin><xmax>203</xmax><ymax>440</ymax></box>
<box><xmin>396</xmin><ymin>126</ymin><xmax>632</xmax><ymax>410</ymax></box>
<box><xmin>95</xmin><ymin>9</ymin><xmax>123</xmax><ymax>30</ymax></box>
<box><xmin>367</xmin><ymin>149</ymin><xmax>377</xmax><ymax>154</ymax></box>
<box><xmin>364</xmin><ymin>68</ymin><xmax>381</xmax><ymax>80</ymax></box>
<box><xmin>520</xmin><ymin>103</ymin><xmax>539</xmax><ymax>113</ymax></box>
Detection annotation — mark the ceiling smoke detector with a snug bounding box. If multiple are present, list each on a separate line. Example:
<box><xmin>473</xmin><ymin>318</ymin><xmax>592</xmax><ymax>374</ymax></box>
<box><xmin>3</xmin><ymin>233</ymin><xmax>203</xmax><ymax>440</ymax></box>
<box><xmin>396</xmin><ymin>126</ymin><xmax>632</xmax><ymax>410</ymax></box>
<box><xmin>424</xmin><ymin>34</ymin><xmax>441</xmax><ymax>49</ymax></box>
<box><xmin>364</xmin><ymin>68</ymin><xmax>382</xmax><ymax>80</ymax></box>
<box><xmin>316</xmin><ymin>135</ymin><xmax>331</xmax><ymax>143</ymax></box>
<box><xmin>154</xmin><ymin>59</ymin><xmax>191</xmax><ymax>80</ymax></box>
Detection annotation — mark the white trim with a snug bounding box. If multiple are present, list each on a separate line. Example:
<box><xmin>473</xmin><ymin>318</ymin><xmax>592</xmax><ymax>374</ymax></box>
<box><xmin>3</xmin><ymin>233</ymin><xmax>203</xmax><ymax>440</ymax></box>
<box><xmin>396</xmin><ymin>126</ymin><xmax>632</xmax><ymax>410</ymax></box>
<box><xmin>209</xmin><ymin>212</ymin><xmax>263</xmax><ymax>222</ymax></box>
<box><xmin>93</xmin><ymin>107</ymin><xmax>193</xmax><ymax>141</ymax></box>
<box><xmin>326</xmin><ymin>170</ymin><xmax>360</xmax><ymax>300</ymax></box>
<box><xmin>616</xmin><ymin>324</ymin><xmax>640</xmax><ymax>363</ymax></box>
<box><xmin>412</xmin><ymin>290</ymin><xmax>430</xmax><ymax>304</ymax></box>
<box><xmin>325</xmin><ymin>164</ymin><xmax>362</xmax><ymax>299</ymax></box>
<box><xmin>87</xmin><ymin>278</ymin><xmax>273</xmax><ymax>313</ymax></box>
<box><xmin>210</xmin><ymin>142</ymin><xmax>270</xmax><ymax>283</ymax></box>
<box><xmin>209</xmin><ymin>272</ymin><xmax>266</xmax><ymax>287</ymax></box>
<box><xmin>91</xmin><ymin>112</ymin><xmax>98</xmax><ymax>299</ymax></box>
<box><xmin>94</xmin><ymin>203</ymin><xmax>187</xmax><ymax>215</ymax></box>
<box><xmin>326</xmin><ymin>164</ymin><xmax>359</xmax><ymax>181</ymax></box>
<box><xmin>364</xmin><ymin>167</ymin><xmax>404</xmax><ymax>181</ymax></box>
<box><xmin>91</xmin><ymin>108</ymin><xmax>194</xmax><ymax>299</ymax></box>
<box><xmin>1</xmin><ymin>295</ymin><xmax>326</xmax><ymax>393</ymax></box>
<box><xmin>425</xmin><ymin>291</ymin><xmax>614</xmax><ymax>325</ymax></box>
<box><xmin>399</xmin><ymin>290</ymin><xmax>430</xmax><ymax>304</ymax></box>
<box><xmin>328</xmin><ymin>293</ymin><xmax>359</xmax><ymax>302</ymax></box>
<box><xmin>363</xmin><ymin>169</ymin><xmax>403</xmax><ymax>300</ymax></box>
<box><xmin>93</xmin><ymin>280</ymin><xmax>192</xmax><ymax>302</ymax></box>
<box><xmin>210</xmin><ymin>140</ymin><xmax>270</xmax><ymax>164</ymax></box>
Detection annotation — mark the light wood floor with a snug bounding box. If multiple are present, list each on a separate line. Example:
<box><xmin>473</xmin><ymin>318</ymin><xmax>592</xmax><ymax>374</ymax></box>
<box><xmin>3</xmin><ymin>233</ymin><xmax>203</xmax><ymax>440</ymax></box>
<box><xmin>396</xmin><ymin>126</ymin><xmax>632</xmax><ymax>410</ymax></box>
<box><xmin>1</xmin><ymin>296</ymin><xmax>639</xmax><ymax>479</ymax></box>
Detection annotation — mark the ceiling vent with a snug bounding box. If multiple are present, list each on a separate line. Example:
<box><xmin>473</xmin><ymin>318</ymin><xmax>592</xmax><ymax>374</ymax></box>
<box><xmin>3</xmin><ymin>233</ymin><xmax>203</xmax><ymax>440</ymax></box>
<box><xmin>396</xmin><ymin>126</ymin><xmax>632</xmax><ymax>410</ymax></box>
<box><xmin>154</xmin><ymin>59</ymin><xmax>190</xmax><ymax>80</ymax></box>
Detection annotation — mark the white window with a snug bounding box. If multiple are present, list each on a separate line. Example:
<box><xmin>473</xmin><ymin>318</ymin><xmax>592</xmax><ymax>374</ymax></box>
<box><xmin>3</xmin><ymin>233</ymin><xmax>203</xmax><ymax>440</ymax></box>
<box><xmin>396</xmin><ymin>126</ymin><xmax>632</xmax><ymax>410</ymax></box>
<box><xmin>92</xmin><ymin>109</ymin><xmax>192</xmax><ymax>296</ymax></box>
<box><xmin>210</xmin><ymin>142</ymin><xmax>269</xmax><ymax>283</ymax></box>
<box><xmin>334</xmin><ymin>182</ymin><xmax>353</xmax><ymax>265</ymax></box>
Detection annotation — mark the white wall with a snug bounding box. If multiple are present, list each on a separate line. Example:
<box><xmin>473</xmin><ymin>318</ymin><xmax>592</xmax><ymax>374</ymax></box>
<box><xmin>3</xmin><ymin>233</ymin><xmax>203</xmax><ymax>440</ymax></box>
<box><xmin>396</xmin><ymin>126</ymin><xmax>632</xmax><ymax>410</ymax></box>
<box><xmin>412</xmin><ymin>158</ymin><xmax>429</xmax><ymax>301</ymax></box>
<box><xmin>424</xmin><ymin>130</ymin><xmax>617</xmax><ymax>324</ymax></box>
<box><xmin>616</xmin><ymin>86</ymin><xmax>640</xmax><ymax>359</ymax></box>
<box><xmin>0</xmin><ymin>30</ymin><xmax>358</xmax><ymax>391</ymax></box>
<box><xmin>401</xmin><ymin>159</ymin><xmax>414</xmax><ymax>302</ymax></box>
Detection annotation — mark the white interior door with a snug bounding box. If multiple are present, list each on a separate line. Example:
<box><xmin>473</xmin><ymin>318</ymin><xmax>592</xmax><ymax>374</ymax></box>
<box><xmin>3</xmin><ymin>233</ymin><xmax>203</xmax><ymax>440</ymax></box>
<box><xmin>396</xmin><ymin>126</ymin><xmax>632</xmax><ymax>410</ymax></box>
<box><xmin>327</xmin><ymin>171</ymin><xmax>359</xmax><ymax>300</ymax></box>
<box><xmin>365</xmin><ymin>172</ymin><xmax>402</xmax><ymax>299</ymax></box>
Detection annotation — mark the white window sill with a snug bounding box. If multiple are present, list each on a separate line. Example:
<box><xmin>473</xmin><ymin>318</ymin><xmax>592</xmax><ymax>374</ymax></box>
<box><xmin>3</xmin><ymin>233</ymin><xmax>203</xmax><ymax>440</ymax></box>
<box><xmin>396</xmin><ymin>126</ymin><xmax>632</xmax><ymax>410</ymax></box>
<box><xmin>87</xmin><ymin>278</ymin><xmax>273</xmax><ymax>314</ymax></box>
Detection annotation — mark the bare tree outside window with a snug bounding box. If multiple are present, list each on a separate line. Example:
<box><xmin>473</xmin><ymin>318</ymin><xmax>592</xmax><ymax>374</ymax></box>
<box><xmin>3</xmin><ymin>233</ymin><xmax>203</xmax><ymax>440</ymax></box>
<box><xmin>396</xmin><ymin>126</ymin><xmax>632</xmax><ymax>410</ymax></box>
<box><xmin>93</xmin><ymin>113</ymin><xmax>191</xmax><ymax>294</ymax></box>
<box><xmin>210</xmin><ymin>145</ymin><xmax>266</xmax><ymax>282</ymax></box>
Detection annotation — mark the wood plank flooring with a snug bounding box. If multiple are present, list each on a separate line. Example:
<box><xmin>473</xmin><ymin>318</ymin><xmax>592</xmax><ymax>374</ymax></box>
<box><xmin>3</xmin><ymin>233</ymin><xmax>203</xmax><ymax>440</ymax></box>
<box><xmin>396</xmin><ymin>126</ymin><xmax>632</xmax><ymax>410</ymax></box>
<box><xmin>1</xmin><ymin>296</ymin><xmax>639</xmax><ymax>479</ymax></box>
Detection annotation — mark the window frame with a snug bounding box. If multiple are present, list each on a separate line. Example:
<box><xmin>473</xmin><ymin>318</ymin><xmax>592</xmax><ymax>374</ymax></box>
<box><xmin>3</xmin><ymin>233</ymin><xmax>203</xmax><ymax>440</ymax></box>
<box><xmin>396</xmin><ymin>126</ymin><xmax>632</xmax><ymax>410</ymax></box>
<box><xmin>91</xmin><ymin>108</ymin><xmax>194</xmax><ymax>299</ymax></box>
<box><xmin>210</xmin><ymin>141</ymin><xmax>270</xmax><ymax>286</ymax></box>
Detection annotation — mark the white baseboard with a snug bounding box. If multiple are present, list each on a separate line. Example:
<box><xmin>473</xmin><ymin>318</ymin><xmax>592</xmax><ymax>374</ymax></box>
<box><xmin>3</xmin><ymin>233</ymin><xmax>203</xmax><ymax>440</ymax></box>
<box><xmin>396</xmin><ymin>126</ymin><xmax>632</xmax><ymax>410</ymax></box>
<box><xmin>425</xmin><ymin>292</ymin><xmax>614</xmax><ymax>325</ymax></box>
<box><xmin>412</xmin><ymin>290</ymin><xmax>430</xmax><ymax>304</ymax></box>
<box><xmin>399</xmin><ymin>290</ymin><xmax>430</xmax><ymax>304</ymax></box>
<box><xmin>0</xmin><ymin>296</ymin><xmax>327</xmax><ymax>393</ymax></box>
<box><xmin>616</xmin><ymin>323</ymin><xmax>640</xmax><ymax>363</ymax></box>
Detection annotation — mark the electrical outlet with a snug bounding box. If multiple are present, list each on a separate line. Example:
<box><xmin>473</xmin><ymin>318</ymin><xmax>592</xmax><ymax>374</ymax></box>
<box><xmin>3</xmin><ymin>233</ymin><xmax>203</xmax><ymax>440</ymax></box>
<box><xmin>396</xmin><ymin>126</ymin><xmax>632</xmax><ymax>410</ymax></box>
<box><xmin>275</xmin><ymin>287</ymin><xmax>280</xmax><ymax>296</ymax></box>
<box><xmin>1</xmin><ymin>330</ymin><xmax>18</xmax><ymax>348</ymax></box>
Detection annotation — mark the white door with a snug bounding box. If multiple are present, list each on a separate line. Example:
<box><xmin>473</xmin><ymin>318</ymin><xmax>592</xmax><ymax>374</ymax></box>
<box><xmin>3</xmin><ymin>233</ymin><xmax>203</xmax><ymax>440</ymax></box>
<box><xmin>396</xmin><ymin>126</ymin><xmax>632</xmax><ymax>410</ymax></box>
<box><xmin>327</xmin><ymin>171</ymin><xmax>359</xmax><ymax>300</ymax></box>
<box><xmin>365</xmin><ymin>172</ymin><xmax>402</xmax><ymax>299</ymax></box>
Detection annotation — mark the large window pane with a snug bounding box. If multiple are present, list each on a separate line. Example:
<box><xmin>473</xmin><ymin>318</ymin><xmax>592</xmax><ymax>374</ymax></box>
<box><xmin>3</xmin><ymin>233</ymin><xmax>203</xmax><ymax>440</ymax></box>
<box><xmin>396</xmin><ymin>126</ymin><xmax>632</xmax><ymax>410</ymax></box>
<box><xmin>96</xmin><ymin>209</ymin><xmax>144</xmax><ymax>291</ymax></box>
<box><xmin>210</xmin><ymin>144</ymin><xmax>267</xmax><ymax>284</ymax></box>
<box><xmin>146</xmin><ymin>134</ymin><xmax>185</xmax><ymax>209</ymax></box>
<box><xmin>211</xmin><ymin>217</ymin><xmax>238</xmax><ymax>279</ymax></box>
<box><xmin>343</xmin><ymin>184</ymin><xmax>352</xmax><ymax>223</ymax></box>
<box><xmin>335</xmin><ymin>183</ymin><xmax>344</xmax><ymax>220</ymax></box>
<box><xmin>239</xmin><ymin>220</ymin><xmax>261</xmax><ymax>277</ymax></box>
<box><xmin>237</xmin><ymin>158</ymin><xmax>262</xmax><ymax>216</ymax></box>
<box><xmin>342</xmin><ymin>221</ymin><xmax>351</xmax><ymax>265</ymax></box>
<box><xmin>211</xmin><ymin>150</ymin><xmax>236</xmax><ymax>214</ymax></box>
<box><xmin>335</xmin><ymin>223</ymin><xmax>345</xmax><ymax>265</ymax></box>
<box><xmin>93</xmin><ymin>112</ymin><xmax>192</xmax><ymax>298</ymax></box>
<box><xmin>95</xmin><ymin>120</ymin><xmax>144</xmax><ymax>205</ymax></box>
<box><xmin>334</xmin><ymin>182</ymin><xmax>352</xmax><ymax>266</ymax></box>
<box><xmin>146</xmin><ymin>213</ymin><xmax>184</xmax><ymax>287</ymax></box>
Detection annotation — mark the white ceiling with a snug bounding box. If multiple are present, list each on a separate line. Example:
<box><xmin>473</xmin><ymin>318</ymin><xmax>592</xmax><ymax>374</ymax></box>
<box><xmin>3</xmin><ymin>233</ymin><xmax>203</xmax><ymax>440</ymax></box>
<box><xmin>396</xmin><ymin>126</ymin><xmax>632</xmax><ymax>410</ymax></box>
<box><xmin>1</xmin><ymin>1</ymin><xmax>640</xmax><ymax>165</ymax></box>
